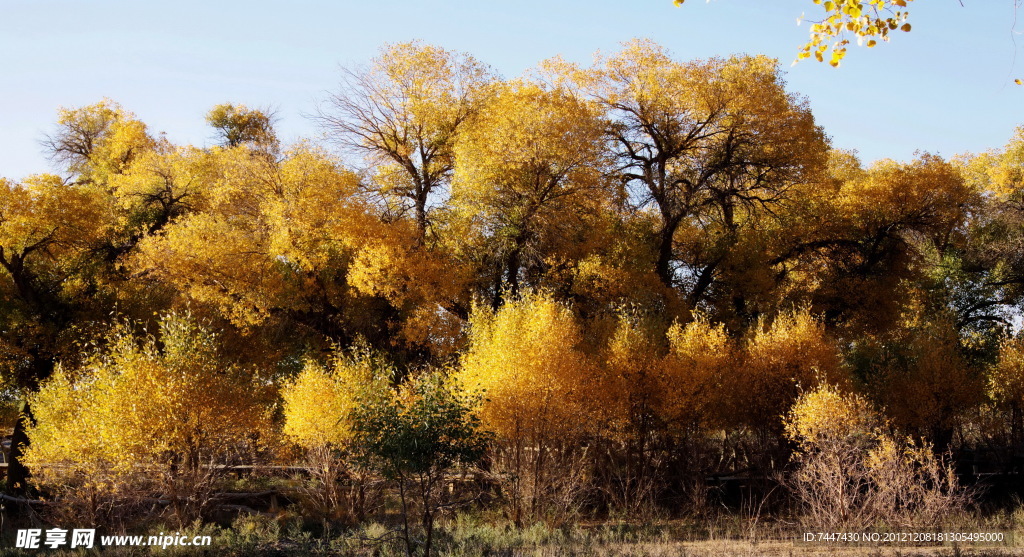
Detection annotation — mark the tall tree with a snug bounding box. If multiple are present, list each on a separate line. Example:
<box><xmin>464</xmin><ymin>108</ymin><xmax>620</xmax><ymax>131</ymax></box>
<box><xmin>206</xmin><ymin>103</ymin><xmax>279</xmax><ymax>153</ymax></box>
<box><xmin>42</xmin><ymin>99</ymin><xmax>155</xmax><ymax>183</ymax></box>
<box><xmin>317</xmin><ymin>42</ymin><xmax>494</xmax><ymax>242</ymax></box>
<box><xmin>0</xmin><ymin>173</ymin><xmax>114</xmax><ymax>495</ymax></box>
<box><xmin>570</xmin><ymin>41</ymin><xmax>828</xmax><ymax>310</ymax></box>
<box><xmin>451</xmin><ymin>80</ymin><xmax>612</xmax><ymax>306</ymax></box>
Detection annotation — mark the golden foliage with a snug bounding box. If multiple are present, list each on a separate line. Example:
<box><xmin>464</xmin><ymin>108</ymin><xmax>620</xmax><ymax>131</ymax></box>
<box><xmin>281</xmin><ymin>352</ymin><xmax>377</xmax><ymax>450</ymax></box>
<box><xmin>456</xmin><ymin>292</ymin><xmax>596</xmax><ymax>443</ymax></box>
<box><xmin>456</xmin><ymin>293</ymin><xmax>597</xmax><ymax>523</ymax></box>
<box><xmin>5</xmin><ymin>41</ymin><xmax>1015</xmax><ymax>526</ymax></box>
<box><xmin>206</xmin><ymin>103</ymin><xmax>277</xmax><ymax>149</ymax></box>
<box><xmin>25</xmin><ymin>313</ymin><xmax>272</xmax><ymax>472</ymax></box>
<box><xmin>0</xmin><ymin>174</ymin><xmax>111</xmax><ymax>259</ymax></box>
<box><xmin>839</xmin><ymin>154</ymin><xmax>976</xmax><ymax>241</ymax></box>
<box><xmin>987</xmin><ymin>336</ymin><xmax>1024</xmax><ymax>409</ymax></box>
<box><xmin>785</xmin><ymin>383</ymin><xmax>878</xmax><ymax>449</ymax></box>
<box><xmin>24</xmin><ymin>313</ymin><xmax>273</xmax><ymax>526</ymax></box>
<box><xmin>346</xmin><ymin>223</ymin><xmax>473</xmax><ymax>354</ymax></box>
<box><xmin>320</xmin><ymin>41</ymin><xmax>494</xmax><ymax>237</ymax></box>
<box><xmin>558</xmin><ymin>39</ymin><xmax>828</xmax><ymax>299</ymax></box>
<box><xmin>593</xmin><ymin>313</ymin><xmax>667</xmax><ymax>437</ymax></box>
<box><xmin>674</xmin><ymin>0</ymin><xmax>915</xmax><ymax>67</ymax></box>
<box><xmin>130</xmin><ymin>145</ymin><xmax>368</xmax><ymax>329</ymax></box>
<box><xmin>797</xmin><ymin>0</ymin><xmax>914</xmax><ymax>66</ymax></box>
<box><xmin>595</xmin><ymin>311</ymin><xmax>734</xmax><ymax>439</ymax></box>
<box><xmin>450</xmin><ymin>79</ymin><xmax>613</xmax><ymax>301</ymax></box>
<box><xmin>452</xmin><ymin>81</ymin><xmax>608</xmax><ymax>208</ymax></box>
<box><xmin>785</xmin><ymin>383</ymin><xmax>966</xmax><ymax>529</ymax></box>
<box><xmin>107</xmin><ymin>146</ymin><xmax>215</xmax><ymax>214</ymax></box>
<box><xmin>867</xmin><ymin>315</ymin><xmax>984</xmax><ymax>443</ymax></box>
<box><xmin>730</xmin><ymin>308</ymin><xmax>844</xmax><ymax>432</ymax></box>
<box><xmin>45</xmin><ymin>99</ymin><xmax>156</xmax><ymax>181</ymax></box>
<box><xmin>957</xmin><ymin>126</ymin><xmax>1024</xmax><ymax>199</ymax></box>
<box><xmin>661</xmin><ymin>314</ymin><xmax>734</xmax><ymax>429</ymax></box>
<box><xmin>776</xmin><ymin>153</ymin><xmax>976</xmax><ymax>336</ymax></box>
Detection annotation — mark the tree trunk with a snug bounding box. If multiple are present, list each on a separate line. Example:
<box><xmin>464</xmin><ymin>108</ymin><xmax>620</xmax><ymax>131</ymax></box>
<box><xmin>7</xmin><ymin>401</ymin><xmax>34</xmax><ymax>498</ymax></box>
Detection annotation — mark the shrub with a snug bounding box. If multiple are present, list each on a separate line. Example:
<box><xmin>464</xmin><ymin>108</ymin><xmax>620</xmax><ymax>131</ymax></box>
<box><xmin>23</xmin><ymin>312</ymin><xmax>273</xmax><ymax>528</ymax></box>
<box><xmin>784</xmin><ymin>384</ymin><xmax>968</xmax><ymax>530</ymax></box>
<box><xmin>455</xmin><ymin>293</ymin><xmax>596</xmax><ymax>525</ymax></box>
<box><xmin>281</xmin><ymin>349</ymin><xmax>379</xmax><ymax>523</ymax></box>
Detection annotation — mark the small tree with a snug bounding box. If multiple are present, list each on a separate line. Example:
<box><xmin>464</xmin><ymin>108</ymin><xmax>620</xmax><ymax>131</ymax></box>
<box><xmin>352</xmin><ymin>371</ymin><xmax>489</xmax><ymax>557</ymax></box>
<box><xmin>281</xmin><ymin>348</ymin><xmax>378</xmax><ymax>523</ymax></box>
<box><xmin>456</xmin><ymin>293</ymin><xmax>596</xmax><ymax>524</ymax></box>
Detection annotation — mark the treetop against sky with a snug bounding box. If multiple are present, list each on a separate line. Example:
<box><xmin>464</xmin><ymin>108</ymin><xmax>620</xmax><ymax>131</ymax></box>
<box><xmin>1</xmin><ymin>0</ymin><xmax>1021</xmax><ymax>180</ymax></box>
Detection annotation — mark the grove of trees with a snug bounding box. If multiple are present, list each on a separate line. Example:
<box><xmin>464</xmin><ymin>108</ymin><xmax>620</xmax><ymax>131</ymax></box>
<box><xmin>3</xmin><ymin>39</ymin><xmax>1024</xmax><ymax>545</ymax></box>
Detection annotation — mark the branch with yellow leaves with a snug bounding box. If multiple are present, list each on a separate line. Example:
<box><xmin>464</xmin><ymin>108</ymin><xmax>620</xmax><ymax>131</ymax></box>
<box><xmin>674</xmin><ymin>0</ymin><xmax>915</xmax><ymax>67</ymax></box>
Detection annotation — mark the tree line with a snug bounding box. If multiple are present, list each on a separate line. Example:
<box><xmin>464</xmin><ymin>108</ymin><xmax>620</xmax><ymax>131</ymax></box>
<box><xmin>2</xmin><ymin>39</ymin><xmax>1024</xmax><ymax>541</ymax></box>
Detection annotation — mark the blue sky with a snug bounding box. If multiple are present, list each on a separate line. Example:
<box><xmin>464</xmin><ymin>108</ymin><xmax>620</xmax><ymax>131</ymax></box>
<box><xmin>1</xmin><ymin>0</ymin><xmax>1021</xmax><ymax>180</ymax></box>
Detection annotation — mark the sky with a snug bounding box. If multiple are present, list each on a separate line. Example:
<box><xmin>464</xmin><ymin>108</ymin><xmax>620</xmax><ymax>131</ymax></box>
<box><xmin>1</xmin><ymin>0</ymin><xmax>1022</xmax><ymax>180</ymax></box>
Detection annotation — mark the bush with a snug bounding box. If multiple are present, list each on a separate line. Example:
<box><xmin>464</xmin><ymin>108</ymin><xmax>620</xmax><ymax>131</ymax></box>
<box><xmin>456</xmin><ymin>293</ymin><xmax>595</xmax><ymax>525</ymax></box>
<box><xmin>281</xmin><ymin>350</ymin><xmax>379</xmax><ymax>524</ymax></box>
<box><xmin>23</xmin><ymin>312</ymin><xmax>273</xmax><ymax>528</ymax></box>
<box><xmin>784</xmin><ymin>384</ymin><xmax>968</xmax><ymax>530</ymax></box>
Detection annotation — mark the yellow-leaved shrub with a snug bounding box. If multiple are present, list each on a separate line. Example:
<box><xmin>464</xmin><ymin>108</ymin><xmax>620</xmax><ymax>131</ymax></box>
<box><xmin>280</xmin><ymin>348</ymin><xmax>383</xmax><ymax>523</ymax></box>
<box><xmin>457</xmin><ymin>292</ymin><xmax>595</xmax><ymax>443</ymax></box>
<box><xmin>662</xmin><ymin>314</ymin><xmax>735</xmax><ymax>431</ymax></box>
<box><xmin>456</xmin><ymin>292</ymin><xmax>596</xmax><ymax>524</ymax></box>
<box><xmin>785</xmin><ymin>384</ymin><xmax>966</xmax><ymax>529</ymax></box>
<box><xmin>731</xmin><ymin>308</ymin><xmax>844</xmax><ymax>439</ymax></box>
<box><xmin>987</xmin><ymin>336</ymin><xmax>1024</xmax><ymax>410</ymax></box>
<box><xmin>24</xmin><ymin>312</ymin><xmax>273</xmax><ymax>527</ymax></box>
<box><xmin>282</xmin><ymin>355</ymin><xmax>375</xmax><ymax>450</ymax></box>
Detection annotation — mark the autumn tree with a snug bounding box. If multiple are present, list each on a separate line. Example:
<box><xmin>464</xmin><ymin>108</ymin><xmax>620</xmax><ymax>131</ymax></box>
<box><xmin>318</xmin><ymin>41</ymin><xmax>494</xmax><ymax>241</ymax></box>
<box><xmin>851</xmin><ymin>310</ymin><xmax>984</xmax><ymax>451</ymax></box>
<box><xmin>206</xmin><ymin>103</ymin><xmax>278</xmax><ymax>151</ymax></box>
<box><xmin>0</xmin><ymin>174</ymin><xmax>111</xmax><ymax>357</ymax></box>
<box><xmin>567</xmin><ymin>41</ymin><xmax>827</xmax><ymax>314</ymax></box>
<box><xmin>771</xmin><ymin>152</ymin><xmax>978</xmax><ymax>335</ymax></box>
<box><xmin>952</xmin><ymin>128</ymin><xmax>1024</xmax><ymax>333</ymax></box>
<box><xmin>726</xmin><ymin>307</ymin><xmax>845</xmax><ymax>469</ymax></box>
<box><xmin>99</xmin><ymin>144</ymin><xmax>221</xmax><ymax>264</ymax></box>
<box><xmin>661</xmin><ymin>314</ymin><xmax>735</xmax><ymax>432</ymax></box>
<box><xmin>128</xmin><ymin>144</ymin><xmax>393</xmax><ymax>346</ymax></box>
<box><xmin>281</xmin><ymin>347</ymin><xmax>380</xmax><ymax>522</ymax></box>
<box><xmin>42</xmin><ymin>99</ymin><xmax>156</xmax><ymax>183</ymax></box>
<box><xmin>987</xmin><ymin>336</ymin><xmax>1024</xmax><ymax>449</ymax></box>
<box><xmin>456</xmin><ymin>292</ymin><xmax>597</xmax><ymax>523</ymax></box>
<box><xmin>451</xmin><ymin>80</ymin><xmax>612</xmax><ymax>306</ymax></box>
<box><xmin>0</xmin><ymin>172</ymin><xmax>115</xmax><ymax>495</ymax></box>
<box><xmin>7</xmin><ymin>40</ymin><xmax>1023</xmax><ymax>528</ymax></box>
<box><xmin>591</xmin><ymin>311</ymin><xmax>734</xmax><ymax>512</ymax></box>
